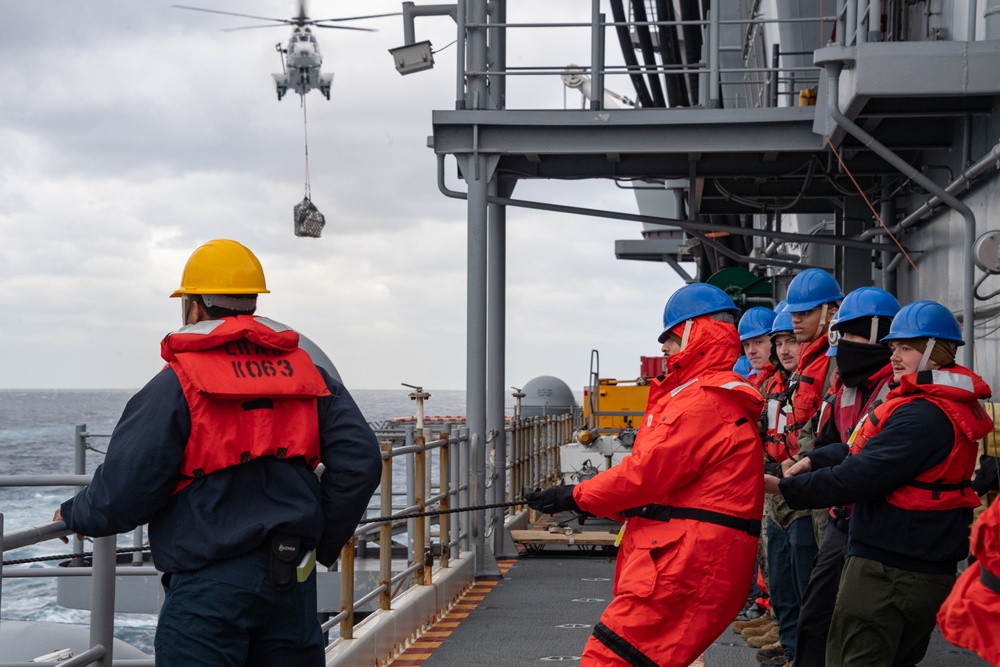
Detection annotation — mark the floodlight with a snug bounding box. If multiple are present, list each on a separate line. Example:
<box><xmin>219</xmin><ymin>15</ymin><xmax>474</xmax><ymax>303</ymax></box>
<box><xmin>389</xmin><ymin>41</ymin><xmax>434</xmax><ymax>75</ymax></box>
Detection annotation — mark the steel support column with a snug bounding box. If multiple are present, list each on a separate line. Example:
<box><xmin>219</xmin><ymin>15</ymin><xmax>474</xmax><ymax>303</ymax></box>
<box><xmin>465</xmin><ymin>0</ymin><xmax>496</xmax><ymax>579</ymax></box>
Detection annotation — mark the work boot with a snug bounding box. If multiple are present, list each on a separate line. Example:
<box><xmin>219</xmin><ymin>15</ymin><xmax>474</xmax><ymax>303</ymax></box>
<box><xmin>741</xmin><ymin>621</ymin><xmax>776</xmax><ymax>639</ymax></box>
<box><xmin>758</xmin><ymin>657</ymin><xmax>787</xmax><ymax>667</ymax></box>
<box><xmin>733</xmin><ymin>610</ymin><xmax>771</xmax><ymax>633</ymax></box>
<box><xmin>747</xmin><ymin>627</ymin><xmax>780</xmax><ymax>648</ymax></box>
<box><xmin>756</xmin><ymin>641</ymin><xmax>785</xmax><ymax>662</ymax></box>
<box><xmin>735</xmin><ymin>601</ymin><xmax>768</xmax><ymax>621</ymax></box>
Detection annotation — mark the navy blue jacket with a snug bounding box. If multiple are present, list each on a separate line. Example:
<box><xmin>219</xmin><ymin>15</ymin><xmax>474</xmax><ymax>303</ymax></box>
<box><xmin>779</xmin><ymin>398</ymin><xmax>973</xmax><ymax>574</ymax></box>
<box><xmin>62</xmin><ymin>366</ymin><xmax>382</xmax><ymax>572</ymax></box>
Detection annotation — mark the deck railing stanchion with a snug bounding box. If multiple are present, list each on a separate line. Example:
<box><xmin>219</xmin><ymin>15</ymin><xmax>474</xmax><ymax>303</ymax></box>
<box><xmin>340</xmin><ymin>537</ymin><xmax>355</xmax><ymax>639</ymax></box>
<box><xmin>414</xmin><ymin>429</ymin><xmax>427</xmax><ymax>585</ymax></box>
<box><xmin>90</xmin><ymin>535</ymin><xmax>117</xmax><ymax>666</ymax></box>
<box><xmin>404</xmin><ymin>425</ymin><xmax>416</xmax><ymax>556</ymax></box>
<box><xmin>439</xmin><ymin>431</ymin><xmax>450</xmax><ymax>568</ymax></box>
<box><xmin>379</xmin><ymin>442</ymin><xmax>393</xmax><ymax>611</ymax></box>
<box><xmin>459</xmin><ymin>427</ymin><xmax>471</xmax><ymax>552</ymax></box>
<box><xmin>74</xmin><ymin>425</ymin><xmax>87</xmax><ymax>564</ymax></box>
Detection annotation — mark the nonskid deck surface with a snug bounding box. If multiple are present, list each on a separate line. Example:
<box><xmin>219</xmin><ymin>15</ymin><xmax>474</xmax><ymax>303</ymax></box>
<box><xmin>398</xmin><ymin>516</ymin><xmax>990</xmax><ymax>666</ymax></box>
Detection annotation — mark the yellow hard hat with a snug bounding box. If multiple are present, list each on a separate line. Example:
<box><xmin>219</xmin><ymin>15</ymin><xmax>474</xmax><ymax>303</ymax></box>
<box><xmin>170</xmin><ymin>239</ymin><xmax>270</xmax><ymax>297</ymax></box>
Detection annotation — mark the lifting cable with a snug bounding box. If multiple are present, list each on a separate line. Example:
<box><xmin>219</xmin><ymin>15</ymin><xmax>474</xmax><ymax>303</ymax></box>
<box><xmin>302</xmin><ymin>94</ymin><xmax>311</xmax><ymax>201</ymax></box>
<box><xmin>2</xmin><ymin>500</ymin><xmax>529</xmax><ymax>566</ymax></box>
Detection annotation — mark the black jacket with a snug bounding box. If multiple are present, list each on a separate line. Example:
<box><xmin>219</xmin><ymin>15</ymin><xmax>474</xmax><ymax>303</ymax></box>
<box><xmin>779</xmin><ymin>398</ymin><xmax>973</xmax><ymax>574</ymax></box>
<box><xmin>62</xmin><ymin>366</ymin><xmax>382</xmax><ymax>572</ymax></box>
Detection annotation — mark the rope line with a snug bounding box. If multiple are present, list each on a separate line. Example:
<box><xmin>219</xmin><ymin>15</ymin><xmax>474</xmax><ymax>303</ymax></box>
<box><xmin>358</xmin><ymin>500</ymin><xmax>523</xmax><ymax>525</ymax></box>
<box><xmin>2</xmin><ymin>501</ymin><xmax>528</xmax><ymax>566</ymax></box>
<box><xmin>3</xmin><ymin>546</ymin><xmax>146</xmax><ymax>567</ymax></box>
<box><xmin>823</xmin><ymin>136</ymin><xmax>941</xmax><ymax>301</ymax></box>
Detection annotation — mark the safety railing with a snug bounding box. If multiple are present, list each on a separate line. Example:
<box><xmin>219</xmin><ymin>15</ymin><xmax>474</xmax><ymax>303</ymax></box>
<box><xmin>433</xmin><ymin>0</ymin><xmax>987</xmax><ymax>112</ymax></box>
<box><xmin>0</xmin><ymin>407</ymin><xmax>572</xmax><ymax>664</ymax></box>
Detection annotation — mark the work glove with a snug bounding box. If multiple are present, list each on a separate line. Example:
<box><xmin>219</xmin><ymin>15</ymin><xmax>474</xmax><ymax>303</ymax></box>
<box><xmin>971</xmin><ymin>455</ymin><xmax>999</xmax><ymax>496</ymax></box>
<box><xmin>524</xmin><ymin>485</ymin><xmax>579</xmax><ymax>514</ymax></box>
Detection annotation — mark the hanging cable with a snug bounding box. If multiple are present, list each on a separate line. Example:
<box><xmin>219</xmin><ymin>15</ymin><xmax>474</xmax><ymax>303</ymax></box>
<box><xmin>302</xmin><ymin>93</ymin><xmax>311</xmax><ymax>200</ymax></box>
<box><xmin>824</xmin><ymin>136</ymin><xmax>942</xmax><ymax>302</ymax></box>
<box><xmin>293</xmin><ymin>91</ymin><xmax>325</xmax><ymax>237</ymax></box>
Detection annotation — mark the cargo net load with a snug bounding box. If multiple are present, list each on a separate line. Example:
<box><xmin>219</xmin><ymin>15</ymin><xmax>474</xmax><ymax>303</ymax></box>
<box><xmin>294</xmin><ymin>197</ymin><xmax>325</xmax><ymax>238</ymax></box>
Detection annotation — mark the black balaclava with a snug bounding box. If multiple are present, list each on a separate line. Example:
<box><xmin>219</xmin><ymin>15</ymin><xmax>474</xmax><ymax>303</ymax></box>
<box><xmin>835</xmin><ymin>316</ymin><xmax>893</xmax><ymax>388</ymax></box>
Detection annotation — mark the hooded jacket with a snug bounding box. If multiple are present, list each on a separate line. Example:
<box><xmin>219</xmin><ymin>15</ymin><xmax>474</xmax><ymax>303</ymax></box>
<box><xmin>937</xmin><ymin>498</ymin><xmax>1000</xmax><ymax>666</ymax></box>
<box><xmin>574</xmin><ymin>316</ymin><xmax>765</xmax><ymax>667</ymax></box>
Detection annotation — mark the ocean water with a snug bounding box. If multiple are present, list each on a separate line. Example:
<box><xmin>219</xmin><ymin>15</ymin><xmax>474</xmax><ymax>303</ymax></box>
<box><xmin>0</xmin><ymin>387</ymin><xmax>467</xmax><ymax>654</ymax></box>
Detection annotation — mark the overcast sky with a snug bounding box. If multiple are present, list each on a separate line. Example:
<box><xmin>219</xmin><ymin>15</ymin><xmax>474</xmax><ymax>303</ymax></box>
<box><xmin>0</xmin><ymin>1</ymin><xmax>689</xmax><ymax>393</ymax></box>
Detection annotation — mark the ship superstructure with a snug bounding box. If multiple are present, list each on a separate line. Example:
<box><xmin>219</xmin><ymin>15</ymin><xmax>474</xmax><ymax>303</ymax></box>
<box><xmin>2</xmin><ymin>2</ymin><xmax>1000</xmax><ymax>665</ymax></box>
<box><xmin>414</xmin><ymin>0</ymin><xmax>1000</xmax><ymax>579</ymax></box>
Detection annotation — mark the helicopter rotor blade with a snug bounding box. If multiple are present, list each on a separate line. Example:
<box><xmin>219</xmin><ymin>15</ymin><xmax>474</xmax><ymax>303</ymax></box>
<box><xmin>171</xmin><ymin>5</ymin><xmax>293</xmax><ymax>25</ymax></box>
<box><xmin>310</xmin><ymin>12</ymin><xmax>402</xmax><ymax>23</ymax></box>
<box><xmin>221</xmin><ymin>24</ymin><xmax>296</xmax><ymax>32</ymax></box>
<box><xmin>310</xmin><ymin>24</ymin><xmax>377</xmax><ymax>32</ymax></box>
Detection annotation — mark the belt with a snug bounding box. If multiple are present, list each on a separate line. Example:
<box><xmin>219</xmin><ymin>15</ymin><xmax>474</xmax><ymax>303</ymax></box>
<box><xmin>981</xmin><ymin>564</ymin><xmax>1000</xmax><ymax>595</ymax></box>
<box><xmin>621</xmin><ymin>504</ymin><xmax>761</xmax><ymax>537</ymax></box>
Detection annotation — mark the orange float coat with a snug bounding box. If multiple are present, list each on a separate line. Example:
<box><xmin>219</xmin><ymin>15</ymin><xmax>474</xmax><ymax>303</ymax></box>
<box><xmin>849</xmin><ymin>366</ymin><xmax>992</xmax><ymax>511</ymax></box>
<box><xmin>761</xmin><ymin>371</ymin><xmax>793</xmax><ymax>463</ymax></box>
<box><xmin>572</xmin><ymin>317</ymin><xmax>765</xmax><ymax>667</ymax></box>
<box><xmin>161</xmin><ymin>315</ymin><xmax>331</xmax><ymax>494</ymax></box>
<box><xmin>752</xmin><ymin>362</ymin><xmax>777</xmax><ymax>391</ymax></box>
<box><xmin>786</xmin><ymin>336</ymin><xmax>833</xmax><ymax>454</ymax></box>
<box><xmin>938</xmin><ymin>498</ymin><xmax>1000</xmax><ymax>666</ymax></box>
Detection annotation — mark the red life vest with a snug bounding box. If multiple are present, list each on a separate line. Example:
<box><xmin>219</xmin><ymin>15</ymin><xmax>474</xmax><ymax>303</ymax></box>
<box><xmin>849</xmin><ymin>366</ymin><xmax>993</xmax><ymax>511</ymax></box>
<box><xmin>160</xmin><ymin>315</ymin><xmax>331</xmax><ymax>494</ymax></box>
<box><xmin>786</xmin><ymin>336</ymin><xmax>834</xmax><ymax>452</ymax></box>
<box><xmin>761</xmin><ymin>371</ymin><xmax>793</xmax><ymax>462</ymax></box>
<box><xmin>751</xmin><ymin>363</ymin><xmax>777</xmax><ymax>391</ymax></box>
<box><xmin>830</xmin><ymin>364</ymin><xmax>894</xmax><ymax>442</ymax></box>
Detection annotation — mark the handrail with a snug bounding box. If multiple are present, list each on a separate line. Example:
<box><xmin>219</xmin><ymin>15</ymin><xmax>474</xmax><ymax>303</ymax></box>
<box><xmin>1</xmin><ymin>411</ymin><xmax>572</xmax><ymax>664</ymax></box>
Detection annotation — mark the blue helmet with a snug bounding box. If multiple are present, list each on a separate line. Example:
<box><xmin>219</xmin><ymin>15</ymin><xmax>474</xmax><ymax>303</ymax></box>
<box><xmin>738</xmin><ymin>307</ymin><xmax>777</xmax><ymax>341</ymax></box>
<box><xmin>785</xmin><ymin>269</ymin><xmax>843</xmax><ymax>313</ymax></box>
<box><xmin>881</xmin><ymin>300</ymin><xmax>964</xmax><ymax>346</ymax></box>
<box><xmin>774</xmin><ymin>299</ymin><xmax>788</xmax><ymax>313</ymax></box>
<box><xmin>658</xmin><ymin>283</ymin><xmax>740</xmax><ymax>343</ymax></box>
<box><xmin>770</xmin><ymin>309</ymin><xmax>794</xmax><ymax>336</ymax></box>
<box><xmin>830</xmin><ymin>287</ymin><xmax>900</xmax><ymax>332</ymax></box>
<box><xmin>733</xmin><ymin>355</ymin><xmax>752</xmax><ymax>378</ymax></box>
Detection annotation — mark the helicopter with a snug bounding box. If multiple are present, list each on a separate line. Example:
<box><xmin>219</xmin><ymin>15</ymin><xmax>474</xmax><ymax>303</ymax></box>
<box><xmin>173</xmin><ymin>2</ymin><xmax>399</xmax><ymax>101</ymax></box>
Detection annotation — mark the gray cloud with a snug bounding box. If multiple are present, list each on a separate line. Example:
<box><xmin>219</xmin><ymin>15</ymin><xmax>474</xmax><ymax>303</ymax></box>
<box><xmin>1</xmin><ymin>1</ymin><xmax>687</xmax><ymax>392</ymax></box>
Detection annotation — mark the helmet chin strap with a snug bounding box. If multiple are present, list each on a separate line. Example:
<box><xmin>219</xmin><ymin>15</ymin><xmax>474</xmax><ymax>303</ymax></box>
<box><xmin>918</xmin><ymin>338</ymin><xmax>937</xmax><ymax>372</ymax></box>
<box><xmin>868</xmin><ymin>316</ymin><xmax>879</xmax><ymax>344</ymax></box>
<box><xmin>680</xmin><ymin>320</ymin><xmax>694</xmax><ymax>350</ymax></box>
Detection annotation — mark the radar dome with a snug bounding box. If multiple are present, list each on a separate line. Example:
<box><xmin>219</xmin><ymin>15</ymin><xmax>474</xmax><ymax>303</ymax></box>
<box><xmin>520</xmin><ymin>376</ymin><xmax>578</xmax><ymax>417</ymax></box>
